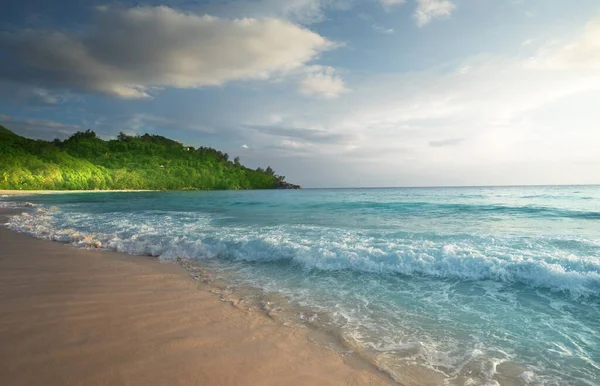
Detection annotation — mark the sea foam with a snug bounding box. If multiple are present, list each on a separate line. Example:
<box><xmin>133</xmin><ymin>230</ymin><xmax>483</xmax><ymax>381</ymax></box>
<box><xmin>6</xmin><ymin>205</ymin><xmax>600</xmax><ymax>298</ymax></box>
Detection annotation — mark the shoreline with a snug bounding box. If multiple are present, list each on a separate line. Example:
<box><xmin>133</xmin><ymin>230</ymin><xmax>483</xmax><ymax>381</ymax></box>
<box><xmin>0</xmin><ymin>190</ymin><xmax>157</xmax><ymax>195</ymax></box>
<box><xmin>0</xmin><ymin>208</ymin><xmax>394</xmax><ymax>386</ymax></box>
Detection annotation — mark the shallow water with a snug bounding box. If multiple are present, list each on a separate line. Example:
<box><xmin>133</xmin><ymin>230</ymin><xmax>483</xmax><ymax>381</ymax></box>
<box><xmin>3</xmin><ymin>186</ymin><xmax>600</xmax><ymax>385</ymax></box>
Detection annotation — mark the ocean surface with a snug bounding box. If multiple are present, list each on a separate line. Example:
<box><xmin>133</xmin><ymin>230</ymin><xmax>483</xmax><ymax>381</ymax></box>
<box><xmin>2</xmin><ymin>186</ymin><xmax>600</xmax><ymax>385</ymax></box>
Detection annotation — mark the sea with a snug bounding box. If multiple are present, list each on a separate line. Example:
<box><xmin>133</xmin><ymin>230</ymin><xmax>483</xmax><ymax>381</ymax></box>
<box><xmin>2</xmin><ymin>186</ymin><xmax>599</xmax><ymax>385</ymax></box>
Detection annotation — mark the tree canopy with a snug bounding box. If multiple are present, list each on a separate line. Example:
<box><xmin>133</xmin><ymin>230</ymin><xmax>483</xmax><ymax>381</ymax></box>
<box><xmin>0</xmin><ymin>126</ymin><xmax>286</xmax><ymax>190</ymax></box>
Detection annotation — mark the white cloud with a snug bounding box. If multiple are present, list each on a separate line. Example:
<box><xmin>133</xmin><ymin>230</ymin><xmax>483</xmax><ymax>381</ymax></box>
<box><xmin>221</xmin><ymin>0</ymin><xmax>353</xmax><ymax>24</ymax></box>
<box><xmin>373</xmin><ymin>24</ymin><xmax>395</xmax><ymax>34</ymax></box>
<box><xmin>414</xmin><ymin>0</ymin><xmax>456</xmax><ymax>27</ymax></box>
<box><xmin>0</xmin><ymin>6</ymin><xmax>337</xmax><ymax>98</ymax></box>
<box><xmin>242</xmin><ymin>144</ymin><xmax>249</xmax><ymax>149</ymax></box>
<box><xmin>533</xmin><ymin>18</ymin><xmax>600</xmax><ymax>70</ymax></box>
<box><xmin>522</xmin><ymin>39</ymin><xmax>534</xmax><ymax>46</ymax></box>
<box><xmin>256</xmin><ymin>0</ymin><xmax>331</xmax><ymax>23</ymax></box>
<box><xmin>279</xmin><ymin>139</ymin><xmax>306</xmax><ymax>149</ymax></box>
<box><xmin>31</xmin><ymin>88</ymin><xmax>60</xmax><ymax>105</ymax></box>
<box><xmin>298</xmin><ymin>66</ymin><xmax>349</xmax><ymax>98</ymax></box>
<box><xmin>244</xmin><ymin>21</ymin><xmax>600</xmax><ymax>185</ymax></box>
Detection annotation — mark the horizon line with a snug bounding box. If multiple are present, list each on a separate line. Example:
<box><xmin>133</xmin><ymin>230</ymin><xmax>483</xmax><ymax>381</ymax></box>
<box><xmin>300</xmin><ymin>183</ymin><xmax>600</xmax><ymax>190</ymax></box>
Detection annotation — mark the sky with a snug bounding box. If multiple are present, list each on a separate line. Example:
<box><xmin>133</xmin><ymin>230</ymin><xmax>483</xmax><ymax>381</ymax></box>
<box><xmin>1</xmin><ymin>0</ymin><xmax>599</xmax><ymax>188</ymax></box>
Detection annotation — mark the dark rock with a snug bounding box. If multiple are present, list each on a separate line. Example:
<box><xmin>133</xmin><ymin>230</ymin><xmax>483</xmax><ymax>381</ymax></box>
<box><xmin>275</xmin><ymin>181</ymin><xmax>302</xmax><ymax>189</ymax></box>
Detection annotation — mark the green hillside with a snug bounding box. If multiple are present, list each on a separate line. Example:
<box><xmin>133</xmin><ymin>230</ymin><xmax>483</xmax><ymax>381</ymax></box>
<box><xmin>0</xmin><ymin>126</ymin><xmax>292</xmax><ymax>190</ymax></box>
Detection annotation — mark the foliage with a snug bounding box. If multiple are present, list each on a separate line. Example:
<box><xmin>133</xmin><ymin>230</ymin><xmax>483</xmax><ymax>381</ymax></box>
<box><xmin>0</xmin><ymin>126</ymin><xmax>283</xmax><ymax>190</ymax></box>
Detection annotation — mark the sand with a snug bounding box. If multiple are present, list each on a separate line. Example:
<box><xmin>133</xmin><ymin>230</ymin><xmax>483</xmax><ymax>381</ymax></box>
<box><xmin>0</xmin><ymin>208</ymin><xmax>392</xmax><ymax>386</ymax></box>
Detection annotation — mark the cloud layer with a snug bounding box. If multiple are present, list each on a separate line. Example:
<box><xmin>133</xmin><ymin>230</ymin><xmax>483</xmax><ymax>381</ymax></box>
<box><xmin>0</xmin><ymin>6</ymin><xmax>337</xmax><ymax>98</ymax></box>
<box><xmin>535</xmin><ymin>18</ymin><xmax>600</xmax><ymax>70</ymax></box>
<box><xmin>415</xmin><ymin>0</ymin><xmax>456</xmax><ymax>27</ymax></box>
<box><xmin>241</xmin><ymin>19</ymin><xmax>600</xmax><ymax>184</ymax></box>
<box><xmin>1</xmin><ymin>2</ymin><xmax>599</xmax><ymax>187</ymax></box>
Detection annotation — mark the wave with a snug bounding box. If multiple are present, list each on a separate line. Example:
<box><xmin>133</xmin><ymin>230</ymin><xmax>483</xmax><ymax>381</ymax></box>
<box><xmin>4</xmin><ymin>189</ymin><xmax>599</xmax><ymax>386</ymax></box>
<box><xmin>520</xmin><ymin>193</ymin><xmax>594</xmax><ymax>200</ymax></box>
<box><xmin>6</xmin><ymin>207</ymin><xmax>600</xmax><ymax>298</ymax></box>
<box><xmin>302</xmin><ymin>201</ymin><xmax>600</xmax><ymax>220</ymax></box>
<box><xmin>0</xmin><ymin>200</ymin><xmax>36</xmax><ymax>209</ymax></box>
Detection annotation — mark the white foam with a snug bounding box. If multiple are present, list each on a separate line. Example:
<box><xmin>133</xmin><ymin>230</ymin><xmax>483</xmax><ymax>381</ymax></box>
<box><xmin>519</xmin><ymin>371</ymin><xmax>537</xmax><ymax>384</ymax></box>
<box><xmin>5</xmin><ymin>206</ymin><xmax>600</xmax><ymax>298</ymax></box>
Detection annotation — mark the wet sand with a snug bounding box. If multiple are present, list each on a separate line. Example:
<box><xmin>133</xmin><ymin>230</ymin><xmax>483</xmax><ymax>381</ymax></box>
<box><xmin>0</xmin><ymin>208</ymin><xmax>392</xmax><ymax>386</ymax></box>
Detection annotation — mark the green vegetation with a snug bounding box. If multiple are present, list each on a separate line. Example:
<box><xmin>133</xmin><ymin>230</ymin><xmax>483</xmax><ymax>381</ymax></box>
<box><xmin>0</xmin><ymin>126</ymin><xmax>287</xmax><ymax>190</ymax></box>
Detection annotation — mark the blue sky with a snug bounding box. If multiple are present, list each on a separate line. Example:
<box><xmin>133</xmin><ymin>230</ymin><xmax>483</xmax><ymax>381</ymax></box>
<box><xmin>1</xmin><ymin>0</ymin><xmax>600</xmax><ymax>187</ymax></box>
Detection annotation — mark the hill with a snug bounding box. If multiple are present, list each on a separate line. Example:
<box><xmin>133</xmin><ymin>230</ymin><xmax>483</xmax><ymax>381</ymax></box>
<box><xmin>0</xmin><ymin>126</ymin><xmax>298</xmax><ymax>190</ymax></box>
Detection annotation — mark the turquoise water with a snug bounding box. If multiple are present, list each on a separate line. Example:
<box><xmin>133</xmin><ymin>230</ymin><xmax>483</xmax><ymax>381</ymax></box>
<box><xmin>3</xmin><ymin>186</ymin><xmax>600</xmax><ymax>385</ymax></box>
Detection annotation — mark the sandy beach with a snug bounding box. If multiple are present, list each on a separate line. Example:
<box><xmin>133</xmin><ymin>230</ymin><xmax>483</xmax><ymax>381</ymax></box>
<box><xmin>0</xmin><ymin>208</ymin><xmax>392</xmax><ymax>386</ymax></box>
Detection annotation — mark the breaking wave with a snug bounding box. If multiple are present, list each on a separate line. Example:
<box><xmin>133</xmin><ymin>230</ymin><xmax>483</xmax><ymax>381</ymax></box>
<box><xmin>7</xmin><ymin>206</ymin><xmax>600</xmax><ymax>298</ymax></box>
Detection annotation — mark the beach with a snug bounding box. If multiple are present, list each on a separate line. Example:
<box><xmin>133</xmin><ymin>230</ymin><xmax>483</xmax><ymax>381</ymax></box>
<box><xmin>2</xmin><ymin>187</ymin><xmax>598</xmax><ymax>385</ymax></box>
<box><xmin>0</xmin><ymin>208</ymin><xmax>392</xmax><ymax>386</ymax></box>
